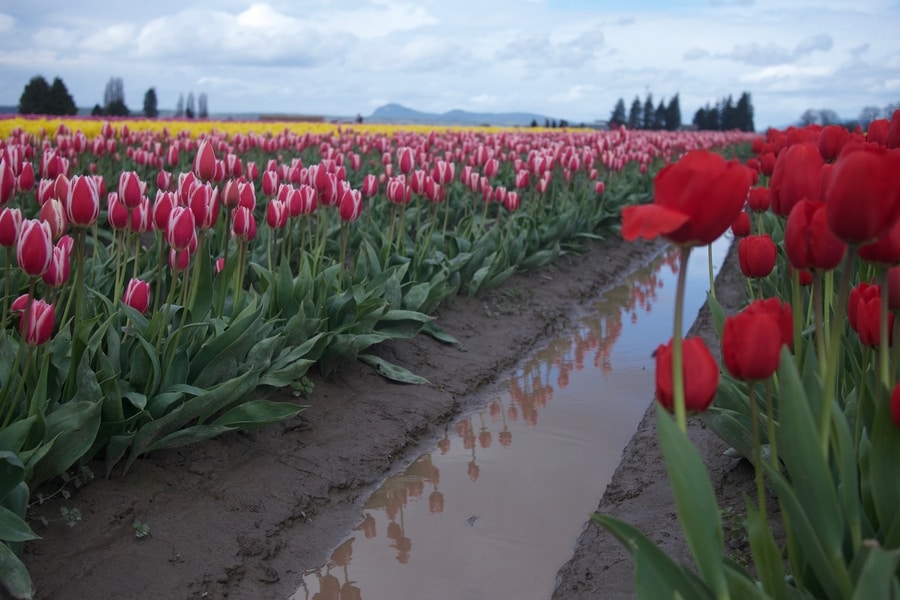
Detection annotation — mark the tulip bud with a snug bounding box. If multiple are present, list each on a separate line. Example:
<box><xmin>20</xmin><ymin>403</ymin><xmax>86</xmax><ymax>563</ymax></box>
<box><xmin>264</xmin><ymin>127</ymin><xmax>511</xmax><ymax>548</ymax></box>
<box><xmin>0</xmin><ymin>207</ymin><xmax>23</xmax><ymax>247</ymax></box>
<box><xmin>231</xmin><ymin>206</ymin><xmax>254</xmax><ymax>239</ymax></box>
<box><xmin>166</xmin><ymin>206</ymin><xmax>196</xmax><ymax>251</ymax></box>
<box><xmin>122</xmin><ymin>278</ymin><xmax>151</xmax><ymax>314</ymax></box>
<box><xmin>118</xmin><ymin>171</ymin><xmax>144</xmax><ymax>208</ymax></box>
<box><xmin>42</xmin><ymin>235</ymin><xmax>74</xmax><ymax>288</ymax></box>
<box><xmin>40</xmin><ymin>198</ymin><xmax>68</xmax><ymax>239</ymax></box>
<box><xmin>655</xmin><ymin>337</ymin><xmax>719</xmax><ymax>413</ymax></box>
<box><xmin>16</xmin><ymin>219</ymin><xmax>53</xmax><ymax>277</ymax></box>
<box><xmin>17</xmin><ymin>161</ymin><xmax>35</xmax><ymax>194</ymax></box>
<box><xmin>18</xmin><ymin>298</ymin><xmax>55</xmax><ymax>345</ymax></box>
<box><xmin>397</xmin><ymin>147</ymin><xmax>414</xmax><ymax>175</ymax></box>
<box><xmin>266</xmin><ymin>199</ymin><xmax>288</xmax><ymax>229</ymax></box>
<box><xmin>338</xmin><ymin>188</ymin><xmax>363</xmax><ymax>222</ymax></box>
<box><xmin>65</xmin><ymin>175</ymin><xmax>100</xmax><ymax>227</ymax></box>
<box><xmin>193</xmin><ymin>139</ymin><xmax>217</xmax><ymax>182</ymax></box>
<box><xmin>168</xmin><ymin>247</ymin><xmax>191</xmax><ymax>272</ymax></box>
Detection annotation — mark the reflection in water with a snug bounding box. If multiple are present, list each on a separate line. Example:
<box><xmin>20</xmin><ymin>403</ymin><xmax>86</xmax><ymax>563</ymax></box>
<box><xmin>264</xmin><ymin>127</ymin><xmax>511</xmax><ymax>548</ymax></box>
<box><xmin>293</xmin><ymin>239</ymin><xmax>728</xmax><ymax>600</ymax></box>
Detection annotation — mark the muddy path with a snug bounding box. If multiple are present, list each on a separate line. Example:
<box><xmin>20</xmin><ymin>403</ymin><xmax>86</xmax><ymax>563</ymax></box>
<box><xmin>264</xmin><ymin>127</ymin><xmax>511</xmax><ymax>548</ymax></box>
<box><xmin>24</xmin><ymin>235</ymin><xmax>748</xmax><ymax>600</ymax></box>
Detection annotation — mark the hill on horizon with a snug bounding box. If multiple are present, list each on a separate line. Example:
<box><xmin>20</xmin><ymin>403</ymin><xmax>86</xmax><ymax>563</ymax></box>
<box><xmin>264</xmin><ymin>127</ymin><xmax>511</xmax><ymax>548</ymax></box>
<box><xmin>367</xmin><ymin>103</ymin><xmax>565</xmax><ymax>127</ymax></box>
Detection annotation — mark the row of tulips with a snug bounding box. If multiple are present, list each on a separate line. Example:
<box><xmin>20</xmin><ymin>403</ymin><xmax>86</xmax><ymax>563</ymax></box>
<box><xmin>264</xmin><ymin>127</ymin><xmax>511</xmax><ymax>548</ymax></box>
<box><xmin>598</xmin><ymin>110</ymin><xmax>900</xmax><ymax>599</ymax></box>
<box><xmin>0</xmin><ymin>117</ymin><xmax>757</xmax><ymax>599</ymax></box>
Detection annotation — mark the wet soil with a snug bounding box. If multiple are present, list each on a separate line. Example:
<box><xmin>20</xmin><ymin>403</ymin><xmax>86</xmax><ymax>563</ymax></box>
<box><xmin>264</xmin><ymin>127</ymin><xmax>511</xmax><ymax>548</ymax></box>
<box><xmin>24</xmin><ymin>235</ymin><xmax>749</xmax><ymax>600</ymax></box>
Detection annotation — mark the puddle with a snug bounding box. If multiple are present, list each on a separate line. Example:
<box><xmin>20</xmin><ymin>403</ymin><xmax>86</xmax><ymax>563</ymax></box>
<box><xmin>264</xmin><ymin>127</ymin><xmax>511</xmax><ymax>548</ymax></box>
<box><xmin>291</xmin><ymin>238</ymin><xmax>731</xmax><ymax>600</ymax></box>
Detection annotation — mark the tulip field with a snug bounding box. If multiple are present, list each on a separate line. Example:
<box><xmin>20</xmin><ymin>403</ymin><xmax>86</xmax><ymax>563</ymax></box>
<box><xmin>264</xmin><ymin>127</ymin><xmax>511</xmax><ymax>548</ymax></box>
<box><xmin>0</xmin><ymin>116</ymin><xmax>760</xmax><ymax>596</ymax></box>
<box><xmin>2</xmin><ymin>108</ymin><xmax>899</xmax><ymax>599</ymax></box>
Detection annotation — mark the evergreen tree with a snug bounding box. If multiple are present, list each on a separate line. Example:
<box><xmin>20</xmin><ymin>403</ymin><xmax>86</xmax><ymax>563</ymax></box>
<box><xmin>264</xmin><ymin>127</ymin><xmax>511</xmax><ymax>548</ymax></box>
<box><xmin>530</xmin><ymin>119</ymin><xmax>538</xmax><ymax>128</ymax></box>
<box><xmin>143</xmin><ymin>88</ymin><xmax>158</xmax><ymax>118</ymax></box>
<box><xmin>18</xmin><ymin>75</ymin><xmax>51</xmax><ymax>115</ymax></box>
<box><xmin>735</xmin><ymin>92</ymin><xmax>754</xmax><ymax>132</ymax></box>
<box><xmin>665</xmin><ymin>94</ymin><xmax>682</xmax><ymax>131</ymax></box>
<box><xmin>103</xmin><ymin>76</ymin><xmax>129</xmax><ymax>116</ymax></box>
<box><xmin>175</xmin><ymin>94</ymin><xmax>185</xmax><ymax>118</ymax></box>
<box><xmin>720</xmin><ymin>95</ymin><xmax>736</xmax><ymax>130</ymax></box>
<box><xmin>609</xmin><ymin>98</ymin><xmax>627</xmax><ymax>128</ymax></box>
<box><xmin>47</xmin><ymin>77</ymin><xmax>77</xmax><ymax>115</ymax></box>
<box><xmin>642</xmin><ymin>93</ymin><xmax>654</xmax><ymax>130</ymax></box>
<box><xmin>91</xmin><ymin>104</ymin><xmax>103</xmax><ymax>117</ymax></box>
<box><xmin>627</xmin><ymin>96</ymin><xmax>641</xmax><ymax>129</ymax></box>
<box><xmin>654</xmin><ymin>100</ymin><xmax>666</xmax><ymax>130</ymax></box>
<box><xmin>185</xmin><ymin>92</ymin><xmax>195</xmax><ymax>119</ymax></box>
<box><xmin>198</xmin><ymin>93</ymin><xmax>208</xmax><ymax>119</ymax></box>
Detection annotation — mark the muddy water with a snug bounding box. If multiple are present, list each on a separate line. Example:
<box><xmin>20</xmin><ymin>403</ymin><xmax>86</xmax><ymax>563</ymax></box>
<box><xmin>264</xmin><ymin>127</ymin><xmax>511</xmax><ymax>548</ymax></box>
<box><xmin>292</xmin><ymin>238</ymin><xmax>731</xmax><ymax>600</ymax></box>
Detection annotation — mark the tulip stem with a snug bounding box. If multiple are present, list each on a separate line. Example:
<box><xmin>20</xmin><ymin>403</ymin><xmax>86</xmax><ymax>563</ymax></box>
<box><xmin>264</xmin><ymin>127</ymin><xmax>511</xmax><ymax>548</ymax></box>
<box><xmin>707</xmin><ymin>243</ymin><xmax>716</xmax><ymax>300</ymax></box>
<box><xmin>821</xmin><ymin>246</ymin><xmax>857</xmax><ymax>457</ymax></box>
<box><xmin>791</xmin><ymin>269</ymin><xmax>803</xmax><ymax>369</ymax></box>
<box><xmin>878</xmin><ymin>269</ymin><xmax>891</xmax><ymax>394</ymax></box>
<box><xmin>1</xmin><ymin>250</ymin><xmax>10</xmax><ymax>333</ymax></box>
<box><xmin>749</xmin><ymin>383</ymin><xmax>767</xmax><ymax>523</ymax></box>
<box><xmin>814</xmin><ymin>273</ymin><xmax>827</xmax><ymax>381</ymax></box>
<box><xmin>764</xmin><ymin>379</ymin><xmax>778</xmax><ymax>471</ymax></box>
<box><xmin>672</xmin><ymin>245</ymin><xmax>692</xmax><ymax>433</ymax></box>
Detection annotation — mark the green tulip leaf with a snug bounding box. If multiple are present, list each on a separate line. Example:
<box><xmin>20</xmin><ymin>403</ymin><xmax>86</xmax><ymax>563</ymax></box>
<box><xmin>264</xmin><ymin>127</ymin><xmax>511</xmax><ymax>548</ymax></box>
<box><xmin>745</xmin><ymin>499</ymin><xmax>787</xmax><ymax>600</ymax></box>
<box><xmin>655</xmin><ymin>405</ymin><xmax>727</xmax><ymax>597</ymax></box>
<box><xmin>0</xmin><ymin>540</ymin><xmax>34</xmax><ymax>600</ymax></box>
<box><xmin>359</xmin><ymin>354</ymin><xmax>430</xmax><ymax>385</ymax></box>
<box><xmin>591</xmin><ymin>513</ymin><xmax>713</xmax><ymax>600</ymax></box>
<box><xmin>30</xmin><ymin>400</ymin><xmax>102</xmax><ymax>489</ymax></box>
<box><xmin>0</xmin><ymin>506</ymin><xmax>38</xmax><ymax>543</ymax></box>
<box><xmin>0</xmin><ymin>453</ymin><xmax>24</xmax><ymax>502</ymax></box>
<box><xmin>212</xmin><ymin>400</ymin><xmax>305</xmax><ymax>429</ymax></box>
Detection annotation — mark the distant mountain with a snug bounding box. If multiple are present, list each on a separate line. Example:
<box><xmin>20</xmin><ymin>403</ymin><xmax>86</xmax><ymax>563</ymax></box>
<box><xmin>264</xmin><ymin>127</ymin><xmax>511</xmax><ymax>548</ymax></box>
<box><xmin>368</xmin><ymin>103</ymin><xmax>557</xmax><ymax>127</ymax></box>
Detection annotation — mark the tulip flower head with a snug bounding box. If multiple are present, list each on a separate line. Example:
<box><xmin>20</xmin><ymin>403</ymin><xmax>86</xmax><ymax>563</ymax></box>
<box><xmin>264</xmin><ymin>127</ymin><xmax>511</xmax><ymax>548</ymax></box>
<box><xmin>622</xmin><ymin>150</ymin><xmax>753</xmax><ymax>246</ymax></box>
<box><xmin>16</xmin><ymin>219</ymin><xmax>53</xmax><ymax>277</ymax></box>
<box><xmin>654</xmin><ymin>336</ymin><xmax>719</xmax><ymax>413</ymax></box>
<box><xmin>122</xmin><ymin>278</ymin><xmax>151</xmax><ymax>314</ymax></box>
<box><xmin>18</xmin><ymin>298</ymin><xmax>55</xmax><ymax>346</ymax></box>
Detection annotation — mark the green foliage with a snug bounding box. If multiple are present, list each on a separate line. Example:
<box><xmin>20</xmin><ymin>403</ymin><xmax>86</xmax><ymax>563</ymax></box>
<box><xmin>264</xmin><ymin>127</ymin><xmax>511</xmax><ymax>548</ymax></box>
<box><xmin>17</xmin><ymin>76</ymin><xmax>76</xmax><ymax>116</ymax></box>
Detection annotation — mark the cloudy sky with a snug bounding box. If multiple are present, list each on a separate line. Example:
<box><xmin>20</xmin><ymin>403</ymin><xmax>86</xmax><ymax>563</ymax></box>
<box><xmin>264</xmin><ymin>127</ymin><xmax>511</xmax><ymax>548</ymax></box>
<box><xmin>1</xmin><ymin>0</ymin><xmax>898</xmax><ymax>129</ymax></box>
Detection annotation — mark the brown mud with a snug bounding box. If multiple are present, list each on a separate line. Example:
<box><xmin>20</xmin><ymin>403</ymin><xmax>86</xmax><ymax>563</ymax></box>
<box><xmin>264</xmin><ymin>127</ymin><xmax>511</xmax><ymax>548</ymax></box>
<box><xmin>24</xmin><ymin>235</ymin><xmax>750</xmax><ymax>600</ymax></box>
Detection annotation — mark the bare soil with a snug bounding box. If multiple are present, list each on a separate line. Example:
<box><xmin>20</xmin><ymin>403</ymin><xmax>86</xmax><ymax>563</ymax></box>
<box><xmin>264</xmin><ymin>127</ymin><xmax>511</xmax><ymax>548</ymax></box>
<box><xmin>24</xmin><ymin>235</ymin><xmax>750</xmax><ymax>600</ymax></box>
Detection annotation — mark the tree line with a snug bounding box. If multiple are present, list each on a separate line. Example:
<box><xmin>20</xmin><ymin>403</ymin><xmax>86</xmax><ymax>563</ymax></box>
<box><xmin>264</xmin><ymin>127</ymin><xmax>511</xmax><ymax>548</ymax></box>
<box><xmin>17</xmin><ymin>75</ymin><xmax>209</xmax><ymax>119</ymax></box>
<box><xmin>607</xmin><ymin>91</ymin><xmax>755</xmax><ymax>132</ymax></box>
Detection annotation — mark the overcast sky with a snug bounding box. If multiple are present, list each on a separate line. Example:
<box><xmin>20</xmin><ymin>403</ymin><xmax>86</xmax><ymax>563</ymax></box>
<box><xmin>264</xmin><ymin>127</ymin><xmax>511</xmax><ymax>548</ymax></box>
<box><xmin>1</xmin><ymin>0</ymin><xmax>898</xmax><ymax>129</ymax></box>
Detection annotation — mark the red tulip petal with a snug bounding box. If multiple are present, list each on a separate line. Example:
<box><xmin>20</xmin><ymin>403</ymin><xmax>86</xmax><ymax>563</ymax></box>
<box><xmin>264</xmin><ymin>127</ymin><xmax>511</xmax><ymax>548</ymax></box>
<box><xmin>621</xmin><ymin>204</ymin><xmax>690</xmax><ymax>242</ymax></box>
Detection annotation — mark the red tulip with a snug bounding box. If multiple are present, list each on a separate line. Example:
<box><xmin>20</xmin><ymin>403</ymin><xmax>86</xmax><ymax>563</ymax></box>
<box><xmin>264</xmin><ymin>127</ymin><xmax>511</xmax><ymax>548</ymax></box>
<box><xmin>825</xmin><ymin>144</ymin><xmax>900</xmax><ymax>245</ymax></box>
<box><xmin>848</xmin><ymin>282</ymin><xmax>878</xmax><ymax>333</ymax></box>
<box><xmin>654</xmin><ymin>336</ymin><xmax>719</xmax><ymax>413</ymax></box>
<box><xmin>504</xmin><ymin>190</ymin><xmax>520</xmax><ymax>212</ymax></box>
<box><xmin>166</xmin><ymin>145</ymin><xmax>180</xmax><ymax>168</ymax></box>
<box><xmin>747</xmin><ymin>187</ymin><xmax>770</xmax><ymax>212</ymax></box>
<box><xmin>261</xmin><ymin>170</ymin><xmax>279</xmax><ymax>197</ymax></box>
<box><xmin>129</xmin><ymin>197</ymin><xmax>152</xmax><ymax>234</ymax></box>
<box><xmin>889</xmin><ymin>110</ymin><xmax>900</xmax><ymax>149</ymax></box>
<box><xmin>122</xmin><ymin>278</ymin><xmax>151</xmax><ymax>314</ymax></box>
<box><xmin>744</xmin><ymin>298</ymin><xmax>794</xmax><ymax>349</ymax></box>
<box><xmin>483</xmin><ymin>157</ymin><xmax>499</xmax><ymax>179</ymax></box>
<box><xmin>594</xmin><ymin>181</ymin><xmax>605</xmax><ymax>195</ymax></box>
<box><xmin>34</xmin><ymin>178</ymin><xmax>54</xmax><ymax>206</ymax></box>
<box><xmin>622</xmin><ymin>150</ymin><xmax>753</xmax><ymax>246</ymax></box>
<box><xmin>65</xmin><ymin>175</ymin><xmax>100</xmax><ymax>227</ymax></box>
<box><xmin>266</xmin><ymin>199</ymin><xmax>288</xmax><ymax>229</ymax></box>
<box><xmin>361</xmin><ymin>174</ymin><xmax>378</xmax><ymax>198</ymax></box>
<box><xmin>891</xmin><ymin>382</ymin><xmax>900</xmax><ymax>428</ymax></box>
<box><xmin>188</xmin><ymin>182</ymin><xmax>219</xmax><ymax>230</ymax></box>
<box><xmin>41</xmin><ymin>235</ymin><xmax>73</xmax><ymax>288</ymax></box>
<box><xmin>152</xmin><ymin>190</ymin><xmax>177</xmax><ymax>231</ymax></box>
<box><xmin>16</xmin><ymin>219</ymin><xmax>53</xmax><ymax>277</ymax></box>
<box><xmin>168</xmin><ymin>247</ymin><xmax>191</xmax><ymax>272</ymax></box>
<box><xmin>0</xmin><ymin>207</ymin><xmax>22</xmax><ymax>247</ymax></box>
<box><xmin>17</xmin><ymin>162</ymin><xmax>35</xmax><ymax>194</ymax></box>
<box><xmin>868</xmin><ymin>119</ymin><xmax>890</xmax><ymax>146</ymax></box>
<box><xmin>818</xmin><ymin>125</ymin><xmax>850</xmax><ymax>161</ymax></box>
<box><xmin>723</xmin><ymin>308</ymin><xmax>783</xmax><ymax>380</ymax></box>
<box><xmin>118</xmin><ymin>171</ymin><xmax>143</xmax><ymax>208</ymax></box>
<box><xmin>18</xmin><ymin>298</ymin><xmax>55</xmax><ymax>345</ymax></box>
<box><xmin>156</xmin><ymin>169</ymin><xmax>173</xmax><ymax>191</ymax></box>
<box><xmin>769</xmin><ymin>143</ymin><xmax>824</xmax><ymax>217</ymax></box>
<box><xmin>166</xmin><ymin>206</ymin><xmax>196</xmax><ymax>251</ymax></box>
<box><xmin>759</xmin><ymin>152</ymin><xmax>776</xmax><ymax>177</ymax></box>
<box><xmin>397</xmin><ymin>146</ymin><xmax>414</xmax><ymax>175</ymax></box>
<box><xmin>339</xmin><ymin>188</ymin><xmax>363</xmax><ymax>222</ymax></box>
<box><xmin>193</xmin><ymin>139</ymin><xmax>217</xmax><ymax>182</ymax></box>
<box><xmin>0</xmin><ymin>159</ymin><xmax>16</xmax><ymax>205</ymax></box>
<box><xmin>738</xmin><ymin>234</ymin><xmax>776</xmax><ymax>278</ymax></box>
<box><xmin>731</xmin><ymin>212</ymin><xmax>751</xmax><ymax>237</ymax></box>
<box><xmin>231</xmin><ymin>206</ymin><xmax>254</xmax><ymax>239</ymax></box>
<box><xmin>107</xmin><ymin>192</ymin><xmax>129</xmax><ymax>230</ymax></box>
<box><xmin>859</xmin><ymin>216</ymin><xmax>900</xmax><ymax>266</ymax></box>
<box><xmin>432</xmin><ymin>160</ymin><xmax>454</xmax><ymax>185</ymax></box>
<box><xmin>784</xmin><ymin>199</ymin><xmax>846</xmax><ymax>270</ymax></box>
<box><xmin>852</xmin><ymin>287</ymin><xmax>892</xmax><ymax>347</ymax></box>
